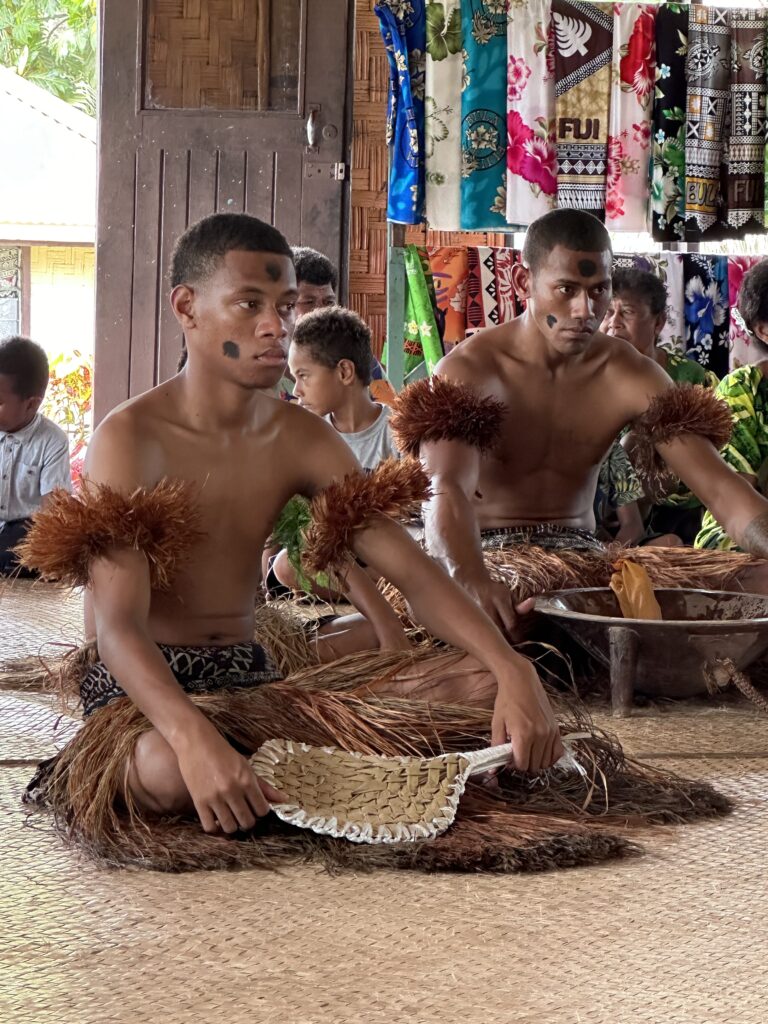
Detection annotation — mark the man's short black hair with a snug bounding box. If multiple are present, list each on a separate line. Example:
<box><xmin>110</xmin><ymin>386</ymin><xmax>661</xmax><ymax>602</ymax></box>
<box><xmin>738</xmin><ymin>262</ymin><xmax>768</xmax><ymax>352</ymax></box>
<box><xmin>612</xmin><ymin>267</ymin><xmax>668</xmax><ymax>317</ymax></box>
<box><xmin>170</xmin><ymin>213</ymin><xmax>293</xmax><ymax>288</ymax></box>
<box><xmin>292</xmin><ymin>307</ymin><xmax>373</xmax><ymax>386</ymax></box>
<box><xmin>522</xmin><ymin>209</ymin><xmax>612</xmax><ymax>273</ymax></box>
<box><xmin>0</xmin><ymin>336</ymin><xmax>49</xmax><ymax>398</ymax></box>
<box><xmin>291</xmin><ymin>246</ymin><xmax>338</xmax><ymax>291</ymax></box>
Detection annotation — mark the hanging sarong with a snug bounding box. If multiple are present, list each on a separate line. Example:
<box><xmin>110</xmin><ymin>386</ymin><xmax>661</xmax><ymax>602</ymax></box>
<box><xmin>460</xmin><ymin>0</ymin><xmax>508</xmax><ymax>230</ymax></box>
<box><xmin>552</xmin><ymin>0</ymin><xmax>613</xmax><ymax>212</ymax></box>
<box><xmin>403</xmin><ymin>245</ymin><xmax>443</xmax><ymax>375</ymax></box>
<box><xmin>466</xmin><ymin>247</ymin><xmax>523</xmax><ymax>333</ymax></box>
<box><xmin>425</xmin><ymin>0</ymin><xmax>463</xmax><ymax>229</ymax></box>
<box><xmin>428</xmin><ymin>246</ymin><xmax>469</xmax><ymax>345</ymax></box>
<box><xmin>683</xmin><ymin>254</ymin><xmax>730</xmax><ymax>379</ymax></box>
<box><xmin>726</xmin><ymin>10</ymin><xmax>767</xmax><ymax>232</ymax></box>
<box><xmin>651</xmin><ymin>4</ymin><xmax>688</xmax><ymax>242</ymax></box>
<box><xmin>506</xmin><ymin>0</ymin><xmax>557</xmax><ymax>226</ymax></box>
<box><xmin>727</xmin><ymin>256</ymin><xmax>762</xmax><ymax>371</ymax></box>
<box><xmin>605</xmin><ymin>4</ymin><xmax>656</xmax><ymax>231</ymax></box>
<box><xmin>376</xmin><ymin>2</ymin><xmax>426</xmax><ymax>225</ymax></box>
<box><xmin>684</xmin><ymin>6</ymin><xmax>730</xmax><ymax>239</ymax></box>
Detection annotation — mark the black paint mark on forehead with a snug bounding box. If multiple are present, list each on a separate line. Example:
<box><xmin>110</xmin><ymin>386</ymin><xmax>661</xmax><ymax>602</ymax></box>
<box><xmin>546</xmin><ymin>314</ymin><xmax>557</xmax><ymax>328</ymax></box>
<box><xmin>265</xmin><ymin>261</ymin><xmax>282</xmax><ymax>283</ymax></box>
<box><xmin>222</xmin><ymin>341</ymin><xmax>240</xmax><ymax>359</ymax></box>
<box><xmin>578</xmin><ymin>259</ymin><xmax>598</xmax><ymax>278</ymax></box>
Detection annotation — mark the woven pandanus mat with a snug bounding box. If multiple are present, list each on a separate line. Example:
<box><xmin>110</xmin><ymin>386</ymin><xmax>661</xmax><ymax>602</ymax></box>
<box><xmin>2</xmin><ymin>745</ymin><xmax>768</xmax><ymax>1024</ymax></box>
<box><xmin>0</xmin><ymin>579</ymin><xmax>83</xmax><ymax>690</ymax></box>
<box><xmin>0</xmin><ymin>693</ymin><xmax>80</xmax><ymax>763</ymax></box>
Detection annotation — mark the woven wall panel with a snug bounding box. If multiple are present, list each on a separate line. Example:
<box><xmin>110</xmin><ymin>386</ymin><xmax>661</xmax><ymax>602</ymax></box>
<box><xmin>349</xmin><ymin>0</ymin><xmax>505</xmax><ymax>357</ymax></box>
<box><xmin>145</xmin><ymin>0</ymin><xmax>293</xmax><ymax>111</ymax></box>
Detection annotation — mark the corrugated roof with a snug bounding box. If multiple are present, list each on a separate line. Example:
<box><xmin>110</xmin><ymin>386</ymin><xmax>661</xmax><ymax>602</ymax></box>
<box><xmin>0</xmin><ymin>66</ymin><xmax>97</xmax><ymax>244</ymax></box>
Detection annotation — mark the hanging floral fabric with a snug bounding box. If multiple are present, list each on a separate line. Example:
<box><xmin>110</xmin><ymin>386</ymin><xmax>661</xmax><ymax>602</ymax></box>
<box><xmin>684</xmin><ymin>6</ymin><xmax>730</xmax><ymax>240</ymax></box>
<box><xmin>683</xmin><ymin>254</ymin><xmax>730</xmax><ymax>379</ymax></box>
<box><xmin>552</xmin><ymin>0</ymin><xmax>613</xmax><ymax>212</ymax></box>
<box><xmin>728</xmin><ymin>256</ymin><xmax>762</xmax><ymax>371</ymax></box>
<box><xmin>460</xmin><ymin>0</ymin><xmax>509</xmax><ymax>229</ymax></box>
<box><xmin>466</xmin><ymin>246</ymin><xmax>522</xmax><ymax>332</ymax></box>
<box><xmin>613</xmin><ymin>253</ymin><xmax>685</xmax><ymax>353</ymax></box>
<box><xmin>726</xmin><ymin>9</ymin><xmax>767</xmax><ymax>233</ymax></box>
<box><xmin>650</xmin><ymin>4</ymin><xmax>687</xmax><ymax>242</ymax></box>
<box><xmin>428</xmin><ymin>246</ymin><xmax>469</xmax><ymax>344</ymax></box>
<box><xmin>505</xmin><ymin>0</ymin><xmax>557</xmax><ymax>225</ymax></box>
<box><xmin>425</xmin><ymin>1</ymin><xmax>463</xmax><ymax>229</ymax></box>
<box><xmin>403</xmin><ymin>245</ymin><xmax>443</xmax><ymax>375</ymax></box>
<box><xmin>375</xmin><ymin>1</ymin><xmax>426</xmax><ymax>225</ymax></box>
<box><xmin>605</xmin><ymin>4</ymin><xmax>656</xmax><ymax>231</ymax></box>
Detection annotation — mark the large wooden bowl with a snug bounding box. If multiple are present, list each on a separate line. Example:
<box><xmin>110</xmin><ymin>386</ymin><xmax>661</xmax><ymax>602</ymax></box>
<box><xmin>535</xmin><ymin>588</ymin><xmax>768</xmax><ymax>705</ymax></box>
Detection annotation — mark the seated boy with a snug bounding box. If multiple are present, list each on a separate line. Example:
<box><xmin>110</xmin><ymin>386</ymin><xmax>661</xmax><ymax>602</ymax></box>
<box><xmin>0</xmin><ymin>336</ymin><xmax>71</xmax><ymax>576</ymax></box>
<box><xmin>269</xmin><ymin>306</ymin><xmax>401</xmax><ymax>597</ymax></box>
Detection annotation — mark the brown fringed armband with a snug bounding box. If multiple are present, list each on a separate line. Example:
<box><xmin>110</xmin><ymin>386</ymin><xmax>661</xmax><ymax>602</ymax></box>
<box><xmin>390</xmin><ymin>376</ymin><xmax>505</xmax><ymax>457</ymax></box>
<box><xmin>302</xmin><ymin>458</ymin><xmax>430</xmax><ymax>579</ymax></box>
<box><xmin>630</xmin><ymin>384</ymin><xmax>733</xmax><ymax>500</ymax></box>
<box><xmin>15</xmin><ymin>478</ymin><xmax>204</xmax><ymax>589</ymax></box>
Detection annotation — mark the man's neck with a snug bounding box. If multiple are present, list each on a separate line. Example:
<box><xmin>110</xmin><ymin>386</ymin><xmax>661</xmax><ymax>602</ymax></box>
<box><xmin>174</xmin><ymin>365</ymin><xmax>271</xmax><ymax>432</ymax></box>
<box><xmin>329</xmin><ymin>390</ymin><xmax>381</xmax><ymax>434</ymax></box>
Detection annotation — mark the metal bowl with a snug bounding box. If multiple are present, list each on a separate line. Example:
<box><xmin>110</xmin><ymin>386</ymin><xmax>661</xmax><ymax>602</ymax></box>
<box><xmin>535</xmin><ymin>588</ymin><xmax>768</xmax><ymax>700</ymax></box>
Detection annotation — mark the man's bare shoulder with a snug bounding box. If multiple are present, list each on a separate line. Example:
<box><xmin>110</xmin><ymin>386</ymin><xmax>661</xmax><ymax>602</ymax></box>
<box><xmin>435</xmin><ymin>324</ymin><xmax>511</xmax><ymax>391</ymax></box>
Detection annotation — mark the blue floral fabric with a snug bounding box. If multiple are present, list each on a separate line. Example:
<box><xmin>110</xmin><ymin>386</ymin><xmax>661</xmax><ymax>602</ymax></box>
<box><xmin>376</xmin><ymin>1</ymin><xmax>426</xmax><ymax>224</ymax></box>
<box><xmin>460</xmin><ymin>0</ymin><xmax>508</xmax><ymax>230</ymax></box>
<box><xmin>683</xmin><ymin>254</ymin><xmax>730</xmax><ymax>379</ymax></box>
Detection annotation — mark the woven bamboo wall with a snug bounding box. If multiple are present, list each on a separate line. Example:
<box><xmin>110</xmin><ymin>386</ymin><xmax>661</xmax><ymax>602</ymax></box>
<box><xmin>349</xmin><ymin>0</ymin><xmax>505</xmax><ymax>357</ymax></box>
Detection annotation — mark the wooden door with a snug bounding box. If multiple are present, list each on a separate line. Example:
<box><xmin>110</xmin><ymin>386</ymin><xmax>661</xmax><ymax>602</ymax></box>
<box><xmin>94</xmin><ymin>0</ymin><xmax>352</xmax><ymax>422</ymax></box>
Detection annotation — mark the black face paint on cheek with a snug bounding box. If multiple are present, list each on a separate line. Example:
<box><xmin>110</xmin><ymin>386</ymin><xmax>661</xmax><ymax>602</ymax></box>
<box><xmin>578</xmin><ymin>259</ymin><xmax>597</xmax><ymax>278</ymax></box>
<box><xmin>265</xmin><ymin>261</ymin><xmax>281</xmax><ymax>283</ymax></box>
<box><xmin>546</xmin><ymin>314</ymin><xmax>557</xmax><ymax>328</ymax></box>
<box><xmin>222</xmin><ymin>341</ymin><xmax>240</xmax><ymax>359</ymax></box>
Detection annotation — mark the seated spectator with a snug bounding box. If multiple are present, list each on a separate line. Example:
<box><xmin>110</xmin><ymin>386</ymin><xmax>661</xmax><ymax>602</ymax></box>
<box><xmin>602</xmin><ymin>268</ymin><xmax>717</xmax><ymax>545</ymax></box>
<box><xmin>696</xmin><ymin>260</ymin><xmax>768</xmax><ymax>551</ymax></box>
<box><xmin>0</xmin><ymin>336</ymin><xmax>72</xmax><ymax>576</ymax></box>
<box><xmin>269</xmin><ymin>307</ymin><xmax>401</xmax><ymax>598</ymax></box>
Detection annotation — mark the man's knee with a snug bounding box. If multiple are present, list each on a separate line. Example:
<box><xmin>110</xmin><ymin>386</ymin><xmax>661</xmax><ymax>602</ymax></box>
<box><xmin>127</xmin><ymin>729</ymin><xmax>191</xmax><ymax>817</ymax></box>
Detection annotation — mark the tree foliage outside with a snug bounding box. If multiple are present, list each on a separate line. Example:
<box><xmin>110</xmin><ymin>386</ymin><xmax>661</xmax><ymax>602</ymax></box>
<box><xmin>0</xmin><ymin>0</ymin><xmax>97</xmax><ymax>116</ymax></box>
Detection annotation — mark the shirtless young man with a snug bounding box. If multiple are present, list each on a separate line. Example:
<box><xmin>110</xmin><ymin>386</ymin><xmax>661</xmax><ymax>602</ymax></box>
<box><xmin>399</xmin><ymin>210</ymin><xmax>768</xmax><ymax>634</ymax></box>
<box><xmin>29</xmin><ymin>213</ymin><xmax>562</xmax><ymax>838</ymax></box>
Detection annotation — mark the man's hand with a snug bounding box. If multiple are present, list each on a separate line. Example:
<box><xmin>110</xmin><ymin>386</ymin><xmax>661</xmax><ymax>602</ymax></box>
<box><xmin>491</xmin><ymin>657</ymin><xmax>564</xmax><ymax>772</ymax></box>
<box><xmin>463</xmin><ymin>576</ymin><xmax>535</xmax><ymax>640</ymax></box>
<box><xmin>176</xmin><ymin>724</ymin><xmax>286</xmax><ymax>834</ymax></box>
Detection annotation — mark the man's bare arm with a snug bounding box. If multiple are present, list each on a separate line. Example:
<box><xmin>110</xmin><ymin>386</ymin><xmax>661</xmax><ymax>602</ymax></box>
<box><xmin>298</xmin><ymin>422</ymin><xmax>563</xmax><ymax>770</ymax></box>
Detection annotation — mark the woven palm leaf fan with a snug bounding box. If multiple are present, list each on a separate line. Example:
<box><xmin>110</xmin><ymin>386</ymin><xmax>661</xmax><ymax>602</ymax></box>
<box><xmin>251</xmin><ymin>735</ymin><xmax>588</xmax><ymax>845</ymax></box>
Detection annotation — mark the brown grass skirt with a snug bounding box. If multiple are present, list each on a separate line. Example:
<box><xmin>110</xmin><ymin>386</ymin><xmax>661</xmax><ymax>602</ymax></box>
<box><xmin>26</xmin><ymin>647</ymin><xmax>730</xmax><ymax>874</ymax></box>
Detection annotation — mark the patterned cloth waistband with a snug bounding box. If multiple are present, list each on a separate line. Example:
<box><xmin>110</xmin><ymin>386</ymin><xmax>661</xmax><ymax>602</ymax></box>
<box><xmin>81</xmin><ymin>641</ymin><xmax>281</xmax><ymax>718</ymax></box>
<box><xmin>480</xmin><ymin>524</ymin><xmax>605</xmax><ymax>554</ymax></box>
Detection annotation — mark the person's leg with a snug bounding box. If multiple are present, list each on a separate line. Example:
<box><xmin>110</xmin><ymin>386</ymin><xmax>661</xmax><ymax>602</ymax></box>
<box><xmin>126</xmin><ymin>728</ymin><xmax>192</xmax><ymax>816</ymax></box>
<box><xmin>643</xmin><ymin>533</ymin><xmax>683</xmax><ymax>547</ymax></box>
<box><xmin>362</xmin><ymin>650</ymin><xmax>497</xmax><ymax>708</ymax></box>
<box><xmin>314</xmin><ymin>612</ymin><xmax>379</xmax><ymax>662</ymax></box>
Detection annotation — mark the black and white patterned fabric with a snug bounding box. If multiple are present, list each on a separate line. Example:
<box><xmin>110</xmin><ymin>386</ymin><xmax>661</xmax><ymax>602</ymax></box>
<box><xmin>480</xmin><ymin>523</ymin><xmax>604</xmax><ymax>553</ymax></box>
<box><xmin>81</xmin><ymin>642</ymin><xmax>282</xmax><ymax>718</ymax></box>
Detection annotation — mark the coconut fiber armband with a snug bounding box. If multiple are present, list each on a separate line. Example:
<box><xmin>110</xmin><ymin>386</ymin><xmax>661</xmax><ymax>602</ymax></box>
<box><xmin>302</xmin><ymin>458</ymin><xmax>430</xmax><ymax>581</ymax></box>
<box><xmin>390</xmin><ymin>376</ymin><xmax>505</xmax><ymax>457</ymax></box>
<box><xmin>630</xmin><ymin>384</ymin><xmax>733</xmax><ymax>501</ymax></box>
<box><xmin>15</xmin><ymin>478</ymin><xmax>203</xmax><ymax>589</ymax></box>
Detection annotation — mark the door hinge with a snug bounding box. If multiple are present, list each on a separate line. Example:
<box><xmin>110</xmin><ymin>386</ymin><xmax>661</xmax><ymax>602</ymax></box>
<box><xmin>305</xmin><ymin>162</ymin><xmax>347</xmax><ymax>181</ymax></box>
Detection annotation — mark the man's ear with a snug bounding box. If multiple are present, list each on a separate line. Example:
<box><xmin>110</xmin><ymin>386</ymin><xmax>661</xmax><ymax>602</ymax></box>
<box><xmin>654</xmin><ymin>310</ymin><xmax>667</xmax><ymax>339</ymax></box>
<box><xmin>512</xmin><ymin>262</ymin><xmax>531</xmax><ymax>302</ymax></box>
<box><xmin>171</xmin><ymin>284</ymin><xmax>197</xmax><ymax>329</ymax></box>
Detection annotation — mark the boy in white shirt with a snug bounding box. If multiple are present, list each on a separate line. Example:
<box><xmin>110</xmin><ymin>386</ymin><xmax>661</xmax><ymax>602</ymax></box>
<box><xmin>288</xmin><ymin>306</ymin><xmax>398</xmax><ymax>469</ymax></box>
<box><xmin>0</xmin><ymin>337</ymin><xmax>72</xmax><ymax>576</ymax></box>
